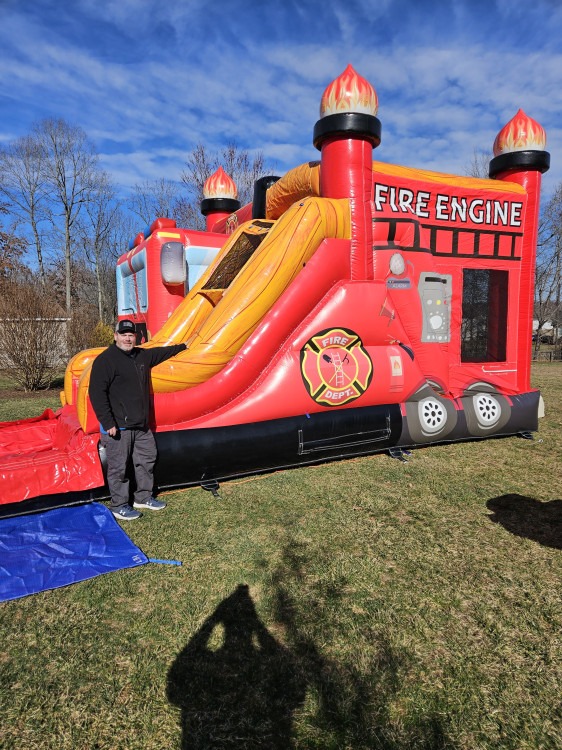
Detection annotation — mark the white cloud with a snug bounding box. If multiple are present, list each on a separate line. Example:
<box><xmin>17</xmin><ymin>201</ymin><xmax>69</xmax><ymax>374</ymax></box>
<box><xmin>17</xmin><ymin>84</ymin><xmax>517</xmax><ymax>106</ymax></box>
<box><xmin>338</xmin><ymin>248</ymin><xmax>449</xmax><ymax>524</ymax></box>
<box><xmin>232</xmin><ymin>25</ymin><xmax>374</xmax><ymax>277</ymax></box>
<box><xmin>0</xmin><ymin>0</ymin><xmax>560</xmax><ymax>198</ymax></box>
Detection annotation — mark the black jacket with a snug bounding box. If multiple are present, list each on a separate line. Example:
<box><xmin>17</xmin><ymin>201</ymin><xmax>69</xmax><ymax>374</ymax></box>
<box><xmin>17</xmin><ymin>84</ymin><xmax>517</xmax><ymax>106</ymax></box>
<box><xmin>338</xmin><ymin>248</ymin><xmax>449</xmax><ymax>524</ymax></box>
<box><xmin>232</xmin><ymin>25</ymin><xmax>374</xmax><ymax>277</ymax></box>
<box><xmin>89</xmin><ymin>342</ymin><xmax>187</xmax><ymax>431</ymax></box>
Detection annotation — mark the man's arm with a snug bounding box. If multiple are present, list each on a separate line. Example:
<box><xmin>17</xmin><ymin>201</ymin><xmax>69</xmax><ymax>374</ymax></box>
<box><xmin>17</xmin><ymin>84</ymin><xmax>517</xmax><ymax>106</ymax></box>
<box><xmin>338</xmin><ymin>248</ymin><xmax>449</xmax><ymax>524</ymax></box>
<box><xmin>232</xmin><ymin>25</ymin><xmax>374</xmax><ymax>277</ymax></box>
<box><xmin>146</xmin><ymin>342</ymin><xmax>187</xmax><ymax>368</ymax></box>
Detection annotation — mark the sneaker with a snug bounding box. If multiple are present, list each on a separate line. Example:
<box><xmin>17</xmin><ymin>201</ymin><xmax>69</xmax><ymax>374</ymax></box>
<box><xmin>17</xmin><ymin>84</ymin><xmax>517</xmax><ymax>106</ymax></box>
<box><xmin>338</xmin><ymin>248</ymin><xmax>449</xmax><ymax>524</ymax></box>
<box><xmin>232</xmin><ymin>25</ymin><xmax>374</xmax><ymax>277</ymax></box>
<box><xmin>112</xmin><ymin>505</ymin><xmax>142</xmax><ymax>521</ymax></box>
<box><xmin>133</xmin><ymin>496</ymin><xmax>167</xmax><ymax>511</ymax></box>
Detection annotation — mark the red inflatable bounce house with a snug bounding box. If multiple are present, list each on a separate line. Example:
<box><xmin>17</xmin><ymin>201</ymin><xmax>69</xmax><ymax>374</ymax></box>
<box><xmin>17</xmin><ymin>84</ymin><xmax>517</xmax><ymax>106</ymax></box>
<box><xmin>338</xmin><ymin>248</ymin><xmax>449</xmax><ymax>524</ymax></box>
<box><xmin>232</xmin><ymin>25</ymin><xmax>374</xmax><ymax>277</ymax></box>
<box><xmin>0</xmin><ymin>65</ymin><xmax>550</xmax><ymax>515</ymax></box>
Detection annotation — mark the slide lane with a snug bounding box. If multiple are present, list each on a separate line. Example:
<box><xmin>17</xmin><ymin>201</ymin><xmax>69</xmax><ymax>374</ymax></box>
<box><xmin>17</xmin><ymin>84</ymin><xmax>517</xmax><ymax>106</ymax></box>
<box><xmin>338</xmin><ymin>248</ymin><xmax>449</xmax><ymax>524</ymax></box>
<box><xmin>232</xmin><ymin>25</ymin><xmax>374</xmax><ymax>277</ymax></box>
<box><xmin>77</xmin><ymin>196</ymin><xmax>351</xmax><ymax>432</ymax></box>
<box><xmin>62</xmin><ymin>219</ymin><xmax>271</xmax><ymax>406</ymax></box>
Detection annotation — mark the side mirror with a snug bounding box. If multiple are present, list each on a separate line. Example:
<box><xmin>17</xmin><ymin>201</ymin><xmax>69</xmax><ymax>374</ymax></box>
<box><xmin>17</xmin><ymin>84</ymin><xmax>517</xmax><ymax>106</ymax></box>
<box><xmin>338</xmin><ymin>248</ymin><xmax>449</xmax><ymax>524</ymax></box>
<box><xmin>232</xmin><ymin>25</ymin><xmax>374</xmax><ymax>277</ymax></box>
<box><xmin>161</xmin><ymin>242</ymin><xmax>186</xmax><ymax>285</ymax></box>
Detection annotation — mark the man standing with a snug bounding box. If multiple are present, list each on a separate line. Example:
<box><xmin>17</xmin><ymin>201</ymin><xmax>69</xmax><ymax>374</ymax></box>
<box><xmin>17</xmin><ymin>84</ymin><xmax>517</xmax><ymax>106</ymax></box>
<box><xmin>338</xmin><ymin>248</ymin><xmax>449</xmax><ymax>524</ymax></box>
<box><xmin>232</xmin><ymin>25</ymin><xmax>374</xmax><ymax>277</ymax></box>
<box><xmin>89</xmin><ymin>319</ymin><xmax>187</xmax><ymax>521</ymax></box>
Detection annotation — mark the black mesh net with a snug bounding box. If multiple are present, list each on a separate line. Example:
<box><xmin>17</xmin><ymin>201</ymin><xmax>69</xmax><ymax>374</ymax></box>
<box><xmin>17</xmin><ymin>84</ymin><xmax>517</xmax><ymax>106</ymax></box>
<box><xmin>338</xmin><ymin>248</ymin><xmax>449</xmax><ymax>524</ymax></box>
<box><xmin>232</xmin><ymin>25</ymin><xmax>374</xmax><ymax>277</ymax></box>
<box><xmin>202</xmin><ymin>222</ymin><xmax>273</xmax><ymax>290</ymax></box>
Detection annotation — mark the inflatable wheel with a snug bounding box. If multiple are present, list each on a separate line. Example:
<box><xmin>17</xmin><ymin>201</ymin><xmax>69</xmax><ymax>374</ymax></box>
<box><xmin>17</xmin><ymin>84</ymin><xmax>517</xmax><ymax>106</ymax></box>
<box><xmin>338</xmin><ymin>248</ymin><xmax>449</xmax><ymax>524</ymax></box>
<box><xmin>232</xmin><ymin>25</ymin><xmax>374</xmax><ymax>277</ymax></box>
<box><xmin>405</xmin><ymin>385</ymin><xmax>458</xmax><ymax>443</ymax></box>
<box><xmin>463</xmin><ymin>382</ymin><xmax>511</xmax><ymax>436</ymax></box>
<box><xmin>418</xmin><ymin>396</ymin><xmax>448</xmax><ymax>434</ymax></box>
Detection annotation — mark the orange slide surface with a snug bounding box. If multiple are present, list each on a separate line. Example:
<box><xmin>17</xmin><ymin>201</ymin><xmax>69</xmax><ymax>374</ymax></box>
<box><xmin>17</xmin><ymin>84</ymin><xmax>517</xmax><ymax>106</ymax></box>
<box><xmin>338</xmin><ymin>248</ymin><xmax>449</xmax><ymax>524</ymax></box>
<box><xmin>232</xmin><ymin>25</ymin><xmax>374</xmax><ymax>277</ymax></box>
<box><xmin>72</xmin><ymin>196</ymin><xmax>351</xmax><ymax>431</ymax></box>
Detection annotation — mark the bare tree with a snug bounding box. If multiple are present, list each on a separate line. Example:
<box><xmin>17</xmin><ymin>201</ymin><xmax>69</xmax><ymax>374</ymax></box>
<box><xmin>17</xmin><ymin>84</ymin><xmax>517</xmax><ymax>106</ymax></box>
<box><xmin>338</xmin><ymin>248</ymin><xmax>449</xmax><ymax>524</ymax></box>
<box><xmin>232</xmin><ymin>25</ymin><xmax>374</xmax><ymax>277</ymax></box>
<box><xmin>35</xmin><ymin>118</ymin><xmax>100</xmax><ymax>314</ymax></box>
<box><xmin>79</xmin><ymin>171</ymin><xmax>122</xmax><ymax>323</ymax></box>
<box><xmin>127</xmin><ymin>177</ymin><xmax>180</xmax><ymax>225</ymax></box>
<box><xmin>0</xmin><ymin>134</ymin><xmax>50</xmax><ymax>284</ymax></box>
<box><xmin>465</xmin><ymin>149</ymin><xmax>492</xmax><ymax>179</ymax></box>
<box><xmin>179</xmin><ymin>143</ymin><xmax>268</xmax><ymax>230</ymax></box>
<box><xmin>102</xmin><ymin>209</ymin><xmax>138</xmax><ymax>321</ymax></box>
<box><xmin>209</xmin><ymin>144</ymin><xmax>266</xmax><ymax>205</ymax></box>
<box><xmin>74</xmin><ymin>206</ymin><xmax>137</xmax><ymax>331</ymax></box>
<box><xmin>0</xmin><ymin>279</ymin><xmax>67</xmax><ymax>390</ymax></box>
<box><xmin>0</xmin><ymin>204</ymin><xmax>28</xmax><ymax>280</ymax></box>
<box><xmin>535</xmin><ymin>183</ymin><xmax>562</xmax><ymax>350</ymax></box>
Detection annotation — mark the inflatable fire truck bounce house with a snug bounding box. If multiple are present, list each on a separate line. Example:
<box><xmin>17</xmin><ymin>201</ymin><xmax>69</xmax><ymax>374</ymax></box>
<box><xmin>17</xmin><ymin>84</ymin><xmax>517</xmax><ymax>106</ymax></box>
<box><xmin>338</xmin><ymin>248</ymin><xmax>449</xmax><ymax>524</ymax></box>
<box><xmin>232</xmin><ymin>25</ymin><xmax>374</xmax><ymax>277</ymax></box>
<box><xmin>0</xmin><ymin>65</ymin><xmax>551</xmax><ymax>516</ymax></box>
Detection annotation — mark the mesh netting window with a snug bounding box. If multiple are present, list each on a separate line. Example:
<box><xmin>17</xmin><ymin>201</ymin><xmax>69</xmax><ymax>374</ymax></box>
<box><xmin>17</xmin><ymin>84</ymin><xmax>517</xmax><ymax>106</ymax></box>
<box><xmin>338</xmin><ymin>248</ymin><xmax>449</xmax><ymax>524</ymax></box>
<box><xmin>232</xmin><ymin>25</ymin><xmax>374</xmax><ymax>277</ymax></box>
<box><xmin>202</xmin><ymin>224</ymin><xmax>271</xmax><ymax>290</ymax></box>
<box><xmin>461</xmin><ymin>269</ymin><xmax>508</xmax><ymax>362</ymax></box>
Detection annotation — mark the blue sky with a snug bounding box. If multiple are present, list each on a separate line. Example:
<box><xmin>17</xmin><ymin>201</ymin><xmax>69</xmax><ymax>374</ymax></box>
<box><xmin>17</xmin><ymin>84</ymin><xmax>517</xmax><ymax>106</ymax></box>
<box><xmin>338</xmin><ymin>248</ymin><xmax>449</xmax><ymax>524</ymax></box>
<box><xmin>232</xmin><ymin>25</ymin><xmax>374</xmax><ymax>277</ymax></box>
<box><xmin>1</xmin><ymin>0</ymin><xmax>561</xmax><ymax>202</ymax></box>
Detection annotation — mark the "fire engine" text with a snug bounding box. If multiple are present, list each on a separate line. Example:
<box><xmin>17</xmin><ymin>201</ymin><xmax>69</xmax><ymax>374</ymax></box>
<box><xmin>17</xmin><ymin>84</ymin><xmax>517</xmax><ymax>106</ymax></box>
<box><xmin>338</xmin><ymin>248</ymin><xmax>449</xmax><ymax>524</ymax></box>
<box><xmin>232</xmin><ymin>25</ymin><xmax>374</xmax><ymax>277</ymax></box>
<box><xmin>374</xmin><ymin>184</ymin><xmax>524</xmax><ymax>228</ymax></box>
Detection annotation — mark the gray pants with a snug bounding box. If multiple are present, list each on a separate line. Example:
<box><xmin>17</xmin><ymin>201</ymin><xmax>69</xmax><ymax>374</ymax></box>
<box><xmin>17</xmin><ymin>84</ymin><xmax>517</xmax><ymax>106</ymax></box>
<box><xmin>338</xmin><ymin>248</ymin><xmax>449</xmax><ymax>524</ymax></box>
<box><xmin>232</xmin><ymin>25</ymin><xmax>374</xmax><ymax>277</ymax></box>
<box><xmin>101</xmin><ymin>429</ymin><xmax>157</xmax><ymax>510</ymax></box>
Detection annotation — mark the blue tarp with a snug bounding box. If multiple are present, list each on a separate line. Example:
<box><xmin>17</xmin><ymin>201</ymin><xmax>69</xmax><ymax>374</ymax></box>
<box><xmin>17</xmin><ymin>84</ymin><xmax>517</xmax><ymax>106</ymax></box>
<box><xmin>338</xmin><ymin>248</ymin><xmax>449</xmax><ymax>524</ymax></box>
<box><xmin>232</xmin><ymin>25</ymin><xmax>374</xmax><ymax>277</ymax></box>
<box><xmin>0</xmin><ymin>502</ymin><xmax>148</xmax><ymax>602</ymax></box>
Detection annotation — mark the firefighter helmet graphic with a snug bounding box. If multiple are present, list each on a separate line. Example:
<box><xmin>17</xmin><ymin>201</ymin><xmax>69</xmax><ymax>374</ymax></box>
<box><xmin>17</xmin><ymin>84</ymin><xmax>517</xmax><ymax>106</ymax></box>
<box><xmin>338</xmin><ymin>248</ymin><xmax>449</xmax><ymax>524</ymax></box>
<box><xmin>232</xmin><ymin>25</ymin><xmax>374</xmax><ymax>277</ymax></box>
<box><xmin>300</xmin><ymin>327</ymin><xmax>373</xmax><ymax>407</ymax></box>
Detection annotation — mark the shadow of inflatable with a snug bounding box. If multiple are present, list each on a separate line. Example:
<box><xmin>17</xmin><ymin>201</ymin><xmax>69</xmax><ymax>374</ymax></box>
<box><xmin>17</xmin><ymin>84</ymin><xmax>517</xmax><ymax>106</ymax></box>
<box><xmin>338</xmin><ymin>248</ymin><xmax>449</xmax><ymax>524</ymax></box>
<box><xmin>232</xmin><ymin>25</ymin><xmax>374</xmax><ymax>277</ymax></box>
<box><xmin>487</xmin><ymin>494</ymin><xmax>562</xmax><ymax>549</ymax></box>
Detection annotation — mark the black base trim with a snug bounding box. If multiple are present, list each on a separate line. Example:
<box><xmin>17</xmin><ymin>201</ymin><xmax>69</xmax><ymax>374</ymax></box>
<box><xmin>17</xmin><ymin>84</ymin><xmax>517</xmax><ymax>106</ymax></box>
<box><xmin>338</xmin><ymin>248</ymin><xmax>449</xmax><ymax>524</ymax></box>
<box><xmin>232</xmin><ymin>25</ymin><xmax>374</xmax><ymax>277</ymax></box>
<box><xmin>0</xmin><ymin>391</ymin><xmax>541</xmax><ymax>518</ymax></box>
<box><xmin>200</xmin><ymin>197</ymin><xmax>241</xmax><ymax>216</ymax></box>
<box><xmin>154</xmin><ymin>404</ymin><xmax>401</xmax><ymax>487</ymax></box>
<box><xmin>0</xmin><ymin>485</ymin><xmax>109</xmax><ymax>520</ymax></box>
<box><xmin>313</xmin><ymin>113</ymin><xmax>381</xmax><ymax>149</ymax></box>
<box><xmin>489</xmin><ymin>150</ymin><xmax>550</xmax><ymax>178</ymax></box>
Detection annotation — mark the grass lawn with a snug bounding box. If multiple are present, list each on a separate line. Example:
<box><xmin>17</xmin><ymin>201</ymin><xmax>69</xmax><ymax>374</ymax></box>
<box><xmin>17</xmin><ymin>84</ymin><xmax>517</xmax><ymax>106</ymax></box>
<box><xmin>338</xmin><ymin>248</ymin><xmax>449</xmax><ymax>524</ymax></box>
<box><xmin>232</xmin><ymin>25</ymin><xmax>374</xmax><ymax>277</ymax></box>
<box><xmin>0</xmin><ymin>372</ymin><xmax>64</xmax><ymax>422</ymax></box>
<box><xmin>0</xmin><ymin>364</ymin><xmax>561</xmax><ymax>749</ymax></box>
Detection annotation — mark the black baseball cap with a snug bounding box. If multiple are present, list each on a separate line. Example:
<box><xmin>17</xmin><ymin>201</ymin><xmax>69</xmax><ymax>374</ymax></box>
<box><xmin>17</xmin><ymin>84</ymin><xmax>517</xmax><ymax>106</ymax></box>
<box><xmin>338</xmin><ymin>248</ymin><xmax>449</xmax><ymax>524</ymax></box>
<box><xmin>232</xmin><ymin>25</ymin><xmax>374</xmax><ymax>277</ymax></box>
<box><xmin>116</xmin><ymin>319</ymin><xmax>136</xmax><ymax>335</ymax></box>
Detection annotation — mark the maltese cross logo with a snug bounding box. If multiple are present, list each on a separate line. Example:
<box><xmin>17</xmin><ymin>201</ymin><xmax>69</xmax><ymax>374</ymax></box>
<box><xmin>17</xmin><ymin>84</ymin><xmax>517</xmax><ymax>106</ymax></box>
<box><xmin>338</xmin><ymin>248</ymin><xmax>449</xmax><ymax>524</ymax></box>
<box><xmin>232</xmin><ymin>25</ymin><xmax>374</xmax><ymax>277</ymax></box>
<box><xmin>300</xmin><ymin>327</ymin><xmax>373</xmax><ymax>407</ymax></box>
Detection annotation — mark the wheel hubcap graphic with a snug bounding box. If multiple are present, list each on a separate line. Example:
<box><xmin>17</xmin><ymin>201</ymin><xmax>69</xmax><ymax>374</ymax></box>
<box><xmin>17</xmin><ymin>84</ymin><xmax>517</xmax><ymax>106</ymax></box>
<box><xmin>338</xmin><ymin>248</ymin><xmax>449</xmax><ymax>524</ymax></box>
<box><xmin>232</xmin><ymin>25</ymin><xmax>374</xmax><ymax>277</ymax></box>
<box><xmin>474</xmin><ymin>394</ymin><xmax>501</xmax><ymax>426</ymax></box>
<box><xmin>419</xmin><ymin>398</ymin><xmax>447</xmax><ymax>433</ymax></box>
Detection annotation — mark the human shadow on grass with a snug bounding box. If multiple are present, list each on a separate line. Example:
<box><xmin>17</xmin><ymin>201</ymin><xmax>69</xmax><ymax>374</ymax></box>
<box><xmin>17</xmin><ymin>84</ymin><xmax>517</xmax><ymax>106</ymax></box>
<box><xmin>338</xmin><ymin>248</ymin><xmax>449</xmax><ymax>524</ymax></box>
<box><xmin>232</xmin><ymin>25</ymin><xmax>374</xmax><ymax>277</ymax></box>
<box><xmin>265</xmin><ymin>539</ymin><xmax>452</xmax><ymax>750</ymax></box>
<box><xmin>487</xmin><ymin>494</ymin><xmax>562</xmax><ymax>549</ymax></box>
<box><xmin>167</xmin><ymin>547</ymin><xmax>452</xmax><ymax>749</ymax></box>
<box><xmin>167</xmin><ymin>583</ymin><xmax>306</xmax><ymax>749</ymax></box>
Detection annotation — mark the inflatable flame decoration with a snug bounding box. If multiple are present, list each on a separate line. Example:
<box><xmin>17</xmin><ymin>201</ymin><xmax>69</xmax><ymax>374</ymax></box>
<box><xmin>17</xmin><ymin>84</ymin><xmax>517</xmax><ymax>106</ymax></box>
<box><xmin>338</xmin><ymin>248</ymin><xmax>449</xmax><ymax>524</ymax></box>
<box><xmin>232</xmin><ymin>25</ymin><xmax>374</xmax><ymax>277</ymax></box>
<box><xmin>203</xmin><ymin>166</ymin><xmax>238</xmax><ymax>199</ymax></box>
<box><xmin>320</xmin><ymin>63</ymin><xmax>379</xmax><ymax>117</ymax></box>
<box><xmin>493</xmin><ymin>109</ymin><xmax>547</xmax><ymax>156</ymax></box>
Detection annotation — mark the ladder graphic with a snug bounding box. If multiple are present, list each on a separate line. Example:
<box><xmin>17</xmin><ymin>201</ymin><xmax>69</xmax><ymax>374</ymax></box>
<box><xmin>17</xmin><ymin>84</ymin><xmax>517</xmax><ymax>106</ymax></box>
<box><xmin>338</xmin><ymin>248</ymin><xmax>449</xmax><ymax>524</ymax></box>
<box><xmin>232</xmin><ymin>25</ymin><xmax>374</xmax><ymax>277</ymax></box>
<box><xmin>327</xmin><ymin>352</ymin><xmax>351</xmax><ymax>387</ymax></box>
<box><xmin>332</xmin><ymin>352</ymin><xmax>344</xmax><ymax>387</ymax></box>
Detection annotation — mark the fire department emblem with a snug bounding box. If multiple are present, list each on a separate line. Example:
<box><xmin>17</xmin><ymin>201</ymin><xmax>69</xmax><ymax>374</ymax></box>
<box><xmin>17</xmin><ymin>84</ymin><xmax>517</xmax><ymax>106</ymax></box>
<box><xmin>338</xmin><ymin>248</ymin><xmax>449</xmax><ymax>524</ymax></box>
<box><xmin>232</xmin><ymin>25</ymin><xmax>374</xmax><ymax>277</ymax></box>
<box><xmin>300</xmin><ymin>327</ymin><xmax>373</xmax><ymax>407</ymax></box>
